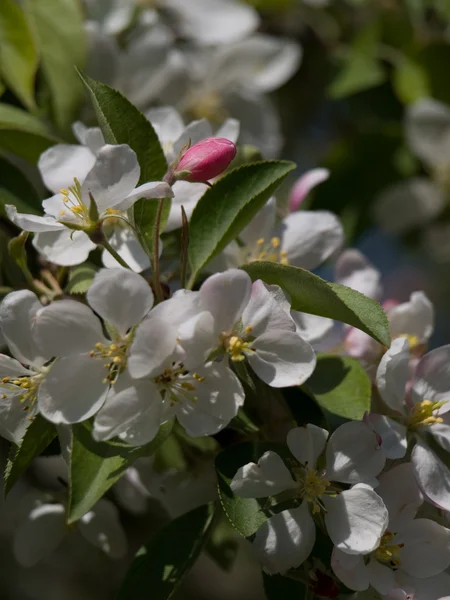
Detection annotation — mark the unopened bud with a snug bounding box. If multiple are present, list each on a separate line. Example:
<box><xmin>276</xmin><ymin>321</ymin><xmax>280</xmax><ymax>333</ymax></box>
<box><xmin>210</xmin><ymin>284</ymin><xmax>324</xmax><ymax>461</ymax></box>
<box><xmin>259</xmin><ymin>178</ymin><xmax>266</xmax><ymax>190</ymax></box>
<box><xmin>173</xmin><ymin>137</ymin><xmax>237</xmax><ymax>183</ymax></box>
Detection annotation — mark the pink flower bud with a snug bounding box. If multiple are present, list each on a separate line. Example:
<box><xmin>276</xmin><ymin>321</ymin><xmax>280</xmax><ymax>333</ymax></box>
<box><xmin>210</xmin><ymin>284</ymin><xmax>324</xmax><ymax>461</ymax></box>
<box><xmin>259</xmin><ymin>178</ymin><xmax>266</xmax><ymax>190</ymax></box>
<box><xmin>174</xmin><ymin>137</ymin><xmax>237</xmax><ymax>183</ymax></box>
<box><xmin>288</xmin><ymin>168</ymin><xmax>330</xmax><ymax>212</ymax></box>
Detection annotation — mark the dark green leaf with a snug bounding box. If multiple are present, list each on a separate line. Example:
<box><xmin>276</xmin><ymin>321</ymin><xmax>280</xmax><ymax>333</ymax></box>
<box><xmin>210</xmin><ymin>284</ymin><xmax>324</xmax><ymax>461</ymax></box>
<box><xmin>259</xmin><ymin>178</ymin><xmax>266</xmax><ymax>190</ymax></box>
<box><xmin>305</xmin><ymin>355</ymin><xmax>372</xmax><ymax>429</ymax></box>
<box><xmin>66</xmin><ymin>263</ymin><xmax>97</xmax><ymax>295</ymax></box>
<box><xmin>263</xmin><ymin>572</ymin><xmax>306</xmax><ymax>599</ymax></box>
<box><xmin>24</xmin><ymin>0</ymin><xmax>86</xmax><ymax>133</ymax></box>
<box><xmin>328</xmin><ymin>54</ymin><xmax>386</xmax><ymax>99</ymax></box>
<box><xmin>68</xmin><ymin>420</ymin><xmax>173</xmax><ymax>523</ymax></box>
<box><xmin>188</xmin><ymin>161</ymin><xmax>295</xmax><ymax>284</ymax></box>
<box><xmin>4</xmin><ymin>415</ymin><xmax>57</xmax><ymax>496</ymax></box>
<box><xmin>241</xmin><ymin>262</ymin><xmax>390</xmax><ymax>346</ymax></box>
<box><xmin>133</xmin><ymin>196</ymin><xmax>172</xmax><ymax>258</ymax></box>
<box><xmin>0</xmin><ymin>103</ymin><xmax>58</xmax><ymax>162</ymax></box>
<box><xmin>0</xmin><ymin>154</ymin><xmax>41</xmax><ymax>215</ymax></box>
<box><xmin>117</xmin><ymin>503</ymin><xmax>215</xmax><ymax>600</ymax></box>
<box><xmin>0</xmin><ymin>0</ymin><xmax>38</xmax><ymax>109</ymax></box>
<box><xmin>393</xmin><ymin>56</ymin><xmax>430</xmax><ymax>105</ymax></box>
<box><xmin>206</xmin><ymin>518</ymin><xmax>239</xmax><ymax>572</ymax></box>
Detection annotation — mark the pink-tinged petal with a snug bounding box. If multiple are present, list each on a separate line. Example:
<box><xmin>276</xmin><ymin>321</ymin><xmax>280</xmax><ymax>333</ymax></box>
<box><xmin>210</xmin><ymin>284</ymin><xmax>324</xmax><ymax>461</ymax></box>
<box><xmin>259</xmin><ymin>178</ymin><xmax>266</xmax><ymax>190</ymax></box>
<box><xmin>116</xmin><ymin>181</ymin><xmax>174</xmax><ymax>211</ymax></box>
<box><xmin>376</xmin><ymin>338</ymin><xmax>410</xmax><ymax>415</ymax></box>
<box><xmin>334</xmin><ymin>249</ymin><xmax>382</xmax><ymax>301</ymax></box>
<box><xmin>253</xmin><ymin>503</ymin><xmax>315</xmax><ymax>574</ymax></box>
<box><xmin>331</xmin><ymin>548</ymin><xmax>369</xmax><ymax>591</ymax></box>
<box><xmin>230</xmin><ymin>451</ymin><xmax>296</xmax><ymax>498</ymax></box>
<box><xmin>366</xmin><ymin>559</ymin><xmax>397</xmax><ymax>595</ymax></box>
<box><xmin>412</xmin><ymin>440</ymin><xmax>450</xmax><ymax>511</ymax></box>
<box><xmin>289</xmin><ymin>168</ymin><xmax>330</xmax><ymax>212</ymax></box>
<box><xmin>377</xmin><ymin>463</ymin><xmax>423</xmax><ymax>531</ymax></box>
<box><xmin>286</xmin><ymin>424</ymin><xmax>328</xmax><ymax>468</ymax></box>
<box><xmin>365</xmin><ymin>414</ymin><xmax>408</xmax><ymax>460</ymax></box>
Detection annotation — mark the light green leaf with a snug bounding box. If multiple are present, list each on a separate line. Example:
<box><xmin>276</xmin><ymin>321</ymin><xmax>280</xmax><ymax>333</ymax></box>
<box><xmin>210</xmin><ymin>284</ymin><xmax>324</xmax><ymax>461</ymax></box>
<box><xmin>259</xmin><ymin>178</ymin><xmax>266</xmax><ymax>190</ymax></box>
<box><xmin>241</xmin><ymin>262</ymin><xmax>390</xmax><ymax>346</ymax></box>
<box><xmin>305</xmin><ymin>355</ymin><xmax>372</xmax><ymax>429</ymax></box>
<box><xmin>117</xmin><ymin>503</ymin><xmax>215</xmax><ymax>600</ymax></box>
<box><xmin>393</xmin><ymin>56</ymin><xmax>430</xmax><ymax>105</ymax></box>
<box><xmin>68</xmin><ymin>420</ymin><xmax>173</xmax><ymax>524</ymax></box>
<box><xmin>0</xmin><ymin>103</ymin><xmax>58</xmax><ymax>162</ymax></box>
<box><xmin>0</xmin><ymin>0</ymin><xmax>38</xmax><ymax>109</ymax></box>
<box><xmin>216</xmin><ymin>442</ymin><xmax>287</xmax><ymax>538</ymax></box>
<box><xmin>24</xmin><ymin>0</ymin><xmax>86</xmax><ymax>133</ymax></box>
<box><xmin>328</xmin><ymin>54</ymin><xmax>385</xmax><ymax>99</ymax></box>
<box><xmin>66</xmin><ymin>263</ymin><xmax>97</xmax><ymax>295</ymax></box>
<box><xmin>188</xmin><ymin>161</ymin><xmax>295</xmax><ymax>285</ymax></box>
<box><xmin>4</xmin><ymin>415</ymin><xmax>57</xmax><ymax>497</ymax></box>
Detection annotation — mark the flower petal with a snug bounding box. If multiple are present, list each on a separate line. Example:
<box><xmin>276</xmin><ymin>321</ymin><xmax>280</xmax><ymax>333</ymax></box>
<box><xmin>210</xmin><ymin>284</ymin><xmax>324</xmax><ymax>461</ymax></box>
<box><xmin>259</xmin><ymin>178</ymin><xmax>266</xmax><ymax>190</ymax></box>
<box><xmin>281</xmin><ymin>210</ymin><xmax>344</xmax><ymax>270</ymax></box>
<box><xmin>412</xmin><ymin>344</ymin><xmax>450</xmax><ymax>407</ymax></box>
<box><xmin>241</xmin><ymin>280</ymin><xmax>295</xmax><ymax>337</ymax></box>
<box><xmin>38</xmin><ymin>354</ymin><xmax>108</xmax><ymax>424</ymax></box>
<box><xmin>326</xmin><ymin>421</ymin><xmax>386</xmax><ymax>484</ymax></box>
<box><xmin>249</xmin><ymin>330</ymin><xmax>316</xmax><ymax>387</ymax></box>
<box><xmin>147</xmin><ymin>106</ymin><xmax>185</xmax><ymax>149</ymax></box>
<box><xmin>78</xmin><ymin>498</ymin><xmax>127</xmax><ymax>558</ymax></box>
<box><xmin>101</xmin><ymin>228</ymin><xmax>150</xmax><ymax>273</ymax></box>
<box><xmin>395</xmin><ymin>518</ymin><xmax>450</xmax><ymax>578</ymax></box>
<box><xmin>405</xmin><ymin>98</ymin><xmax>450</xmax><ymax>168</ymax></box>
<box><xmin>289</xmin><ymin>168</ymin><xmax>330</xmax><ymax>213</ymax></box>
<box><xmin>376</xmin><ymin>338</ymin><xmax>410</xmax><ymax>414</ymax></box>
<box><xmin>376</xmin><ymin>463</ymin><xmax>423</xmax><ymax>531</ymax></box>
<box><xmin>389</xmin><ymin>292</ymin><xmax>434</xmax><ymax>345</ymax></box>
<box><xmin>365</xmin><ymin>559</ymin><xmax>397</xmax><ymax>595</ymax></box>
<box><xmin>35</xmin><ymin>299</ymin><xmax>105</xmax><ymax>357</ymax></box>
<box><xmin>33</xmin><ymin>228</ymin><xmax>96</xmax><ymax>266</ymax></box>
<box><xmin>230</xmin><ymin>451</ymin><xmax>296</xmax><ymax>498</ymax></box>
<box><xmin>87</xmin><ymin>268</ymin><xmax>154</xmax><ymax>335</ymax></box>
<box><xmin>165</xmin><ymin>181</ymin><xmax>208</xmax><ymax>232</ymax></box>
<box><xmin>38</xmin><ymin>144</ymin><xmax>96</xmax><ymax>193</ymax></box>
<box><xmin>366</xmin><ymin>414</ymin><xmax>408</xmax><ymax>460</ymax></box>
<box><xmin>215</xmin><ymin>118</ymin><xmax>240</xmax><ymax>144</ymax></box>
<box><xmin>13</xmin><ymin>503</ymin><xmax>66</xmax><ymax>567</ymax></box>
<box><xmin>253</xmin><ymin>503</ymin><xmax>315</xmax><ymax>574</ymax></box>
<box><xmin>331</xmin><ymin>548</ymin><xmax>369</xmax><ymax>591</ymax></box>
<box><xmin>412</xmin><ymin>440</ymin><xmax>450</xmax><ymax>511</ymax></box>
<box><xmin>5</xmin><ymin>204</ymin><xmax>63</xmax><ymax>232</ymax></box>
<box><xmin>72</xmin><ymin>122</ymin><xmax>105</xmax><ymax>153</ymax></box>
<box><xmin>334</xmin><ymin>249</ymin><xmax>382</xmax><ymax>301</ymax></box>
<box><xmin>116</xmin><ymin>181</ymin><xmax>174</xmax><ymax>211</ymax></box>
<box><xmin>290</xmin><ymin>311</ymin><xmax>334</xmax><ymax>345</ymax></box>
<box><xmin>286</xmin><ymin>424</ymin><xmax>328</xmax><ymax>468</ymax></box>
<box><xmin>128</xmin><ymin>317</ymin><xmax>177</xmax><ymax>379</ymax></box>
<box><xmin>0</xmin><ymin>354</ymin><xmax>33</xmax><ymax>377</ymax></box>
<box><xmin>0</xmin><ymin>390</ymin><xmax>36</xmax><ymax>443</ymax></box>
<box><xmin>324</xmin><ymin>486</ymin><xmax>389</xmax><ymax>554</ymax></box>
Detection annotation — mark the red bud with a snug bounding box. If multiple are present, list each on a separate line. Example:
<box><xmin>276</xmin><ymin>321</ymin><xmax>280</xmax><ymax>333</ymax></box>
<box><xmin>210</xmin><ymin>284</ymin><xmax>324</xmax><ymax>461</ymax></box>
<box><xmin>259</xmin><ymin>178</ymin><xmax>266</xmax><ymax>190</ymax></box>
<box><xmin>174</xmin><ymin>137</ymin><xmax>236</xmax><ymax>183</ymax></box>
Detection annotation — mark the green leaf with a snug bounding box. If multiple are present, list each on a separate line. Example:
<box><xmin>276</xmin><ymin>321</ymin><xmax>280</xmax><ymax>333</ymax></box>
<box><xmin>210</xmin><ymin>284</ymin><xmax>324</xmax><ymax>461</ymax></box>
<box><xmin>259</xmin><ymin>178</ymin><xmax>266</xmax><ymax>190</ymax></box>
<box><xmin>77</xmin><ymin>72</ymin><xmax>167</xmax><ymax>183</ymax></box>
<box><xmin>4</xmin><ymin>415</ymin><xmax>57</xmax><ymax>496</ymax></box>
<box><xmin>241</xmin><ymin>262</ymin><xmax>390</xmax><ymax>346</ymax></box>
<box><xmin>133</xmin><ymin>197</ymin><xmax>172</xmax><ymax>258</ymax></box>
<box><xmin>68</xmin><ymin>420</ymin><xmax>173</xmax><ymax>524</ymax></box>
<box><xmin>0</xmin><ymin>0</ymin><xmax>38</xmax><ymax>109</ymax></box>
<box><xmin>0</xmin><ymin>154</ymin><xmax>41</xmax><ymax>215</ymax></box>
<box><xmin>0</xmin><ymin>103</ymin><xmax>58</xmax><ymax>162</ymax></box>
<box><xmin>263</xmin><ymin>573</ymin><xmax>306</xmax><ymax>599</ymax></box>
<box><xmin>117</xmin><ymin>503</ymin><xmax>215</xmax><ymax>600</ymax></box>
<box><xmin>188</xmin><ymin>161</ymin><xmax>295</xmax><ymax>284</ymax></box>
<box><xmin>305</xmin><ymin>355</ymin><xmax>371</xmax><ymax>429</ymax></box>
<box><xmin>216</xmin><ymin>442</ymin><xmax>287</xmax><ymax>538</ymax></box>
<box><xmin>66</xmin><ymin>263</ymin><xmax>97</xmax><ymax>295</ymax></box>
<box><xmin>393</xmin><ymin>56</ymin><xmax>430</xmax><ymax>105</ymax></box>
<box><xmin>24</xmin><ymin>0</ymin><xmax>86</xmax><ymax>133</ymax></box>
<box><xmin>328</xmin><ymin>54</ymin><xmax>386</xmax><ymax>99</ymax></box>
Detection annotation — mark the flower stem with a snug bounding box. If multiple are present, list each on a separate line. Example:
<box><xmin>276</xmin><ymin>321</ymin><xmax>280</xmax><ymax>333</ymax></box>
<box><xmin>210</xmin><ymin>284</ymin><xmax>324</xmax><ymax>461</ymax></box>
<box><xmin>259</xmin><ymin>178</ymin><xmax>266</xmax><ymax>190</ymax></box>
<box><xmin>152</xmin><ymin>198</ymin><xmax>165</xmax><ymax>303</ymax></box>
<box><xmin>101</xmin><ymin>239</ymin><xmax>132</xmax><ymax>270</ymax></box>
<box><xmin>180</xmin><ymin>205</ymin><xmax>189</xmax><ymax>289</ymax></box>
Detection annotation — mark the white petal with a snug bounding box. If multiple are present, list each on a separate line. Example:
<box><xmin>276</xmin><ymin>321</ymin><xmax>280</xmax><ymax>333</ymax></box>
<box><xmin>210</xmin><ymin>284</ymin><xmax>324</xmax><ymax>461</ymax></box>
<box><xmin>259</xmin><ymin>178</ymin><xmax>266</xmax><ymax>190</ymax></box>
<box><xmin>334</xmin><ymin>249</ymin><xmax>382</xmax><ymax>301</ymax></box>
<box><xmin>253</xmin><ymin>503</ymin><xmax>315</xmax><ymax>574</ymax></box>
<box><xmin>35</xmin><ymin>299</ymin><xmax>105</xmax><ymax>357</ymax></box>
<box><xmin>5</xmin><ymin>204</ymin><xmax>63</xmax><ymax>232</ymax></box>
<box><xmin>249</xmin><ymin>330</ymin><xmax>316</xmax><ymax>387</ymax></box>
<box><xmin>165</xmin><ymin>181</ymin><xmax>207</xmax><ymax>232</ymax></box>
<box><xmin>290</xmin><ymin>311</ymin><xmax>334</xmax><ymax>345</ymax></box>
<box><xmin>324</xmin><ymin>487</ymin><xmax>389</xmax><ymax>554</ymax></box>
<box><xmin>0</xmin><ymin>354</ymin><xmax>33</xmax><ymax>377</ymax></box>
<box><xmin>116</xmin><ymin>181</ymin><xmax>173</xmax><ymax>212</ymax></box>
<box><xmin>365</xmin><ymin>559</ymin><xmax>397</xmax><ymax>595</ymax></box>
<box><xmin>78</xmin><ymin>498</ymin><xmax>127</xmax><ymax>558</ymax></box>
<box><xmin>288</xmin><ymin>168</ymin><xmax>330</xmax><ymax>213</ymax></box>
<box><xmin>412</xmin><ymin>344</ymin><xmax>450</xmax><ymax>407</ymax></box>
<box><xmin>215</xmin><ymin>118</ymin><xmax>240</xmax><ymax>144</ymax></box>
<box><xmin>389</xmin><ymin>292</ymin><xmax>434</xmax><ymax>344</ymax></box>
<box><xmin>172</xmin><ymin>119</ymin><xmax>213</xmax><ymax>157</ymax></box>
<box><xmin>38</xmin><ymin>354</ymin><xmax>108</xmax><ymax>424</ymax></box>
<box><xmin>230</xmin><ymin>451</ymin><xmax>296</xmax><ymax>498</ymax></box>
<box><xmin>326</xmin><ymin>421</ymin><xmax>386</xmax><ymax>484</ymax></box>
<box><xmin>405</xmin><ymin>98</ymin><xmax>450</xmax><ymax>168</ymax></box>
<box><xmin>240</xmin><ymin>198</ymin><xmax>277</xmax><ymax>251</ymax></box>
<box><xmin>93</xmin><ymin>376</ymin><xmax>162</xmax><ymax>446</ymax></box>
<box><xmin>331</xmin><ymin>548</ymin><xmax>369</xmax><ymax>591</ymax></box>
<box><xmin>241</xmin><ymin>280</ymin><xmax>295</xmax><ymax>337</ymax></box>
<box><xmin>376</xmin><ymin>338</ymin><xmax>410</xmax><ymax>414</ymax></box>
<box><xmin>412</xmin><ymin>441</ymin><xmax>450</xmax><ymax>511</ymax></box>
<box><xmin>376</xmin><ymin>463</ymin><xmax>423</xmax><ymax>531</ymax></box>
<box><xmin>13</xmin><ymin>503</ymin><xmax>66</xmax><ymax>567</ymax></box>
<box><xmin>286</xmin><ymin>424</ymin><xmax>328</xmax><ymax>468</ymax></box>
<box><xmin>38</xmin><ymin>144</ymin><xmax>96</xmax><ymax>193</ymax></box>
<box><xmin>0</xmin><ymin>290</ymin><xmax>46</xmax><ymax>366</ymax></box>
<box><xmin>395</xmin><ymin>518</ymin><xmax>450</xmax><ymax>578</ymax></box>
<box><xmin>373</xmin><ymin>178</ymin><xmax>445</xmax><ymax>234</ymax></box>
<box><xmin>200</xmin><ymin>269</ymin><xmax>252</xmax><ymax>333</ymax></box>
<box><xmin>147</xmin><ymin>106</ymin><xmax>185</xmax><ymax>148</ymax></box>
<box><xmin>175</xmin><ymin>363</ymin><xmax>244</xmax><ymax>436</ymax></box>
<box><xmin>72</xmin><ymin>122</ymin><xmax>105</xmax><ymax>154</ymax></box>
<box><xmin>128</xmin><ymin>318</ymin><xmax>177</xmax><ymax>379</ymax></box>
<box><xmin>87</xmin><ymin>269</ymin><xmax>154</xmax><ymax>335</ymax></box>
<box><xmin>366</xmin><ymin>414</ymin><xmax>408</xmax><ymax>460</ymax></box>
<box><xmin>0</xmin><ymin>391</ymin><xmax>36</xmax><ymax>443</ymax></box>
<box><xmin>81</xmin><ymin>144</ymin><xmax>140</xmax><ymax>211</ymax></box>
<box><xmin>395</xmin><ymin>572</ymin><xmax>450</xmax><ymax>600</ymax></box>
<box><xmin>281</xmin><ymin>210</ymin><xmax>344</xmax><ymax>270</ymax></box>
<box><xmin>101</xmin><ymin>228</ymin><xmax>150</xmax><ymax>273</ymax></box>
<box><xmin>175</xmin><ymin>311</ymin><xmax>216</xmax><ymax>370</ymax></box>
<box><xmin>33</xmin><ymin>228</ymin><xmax>96</xmax><ymax>266</ymax></box>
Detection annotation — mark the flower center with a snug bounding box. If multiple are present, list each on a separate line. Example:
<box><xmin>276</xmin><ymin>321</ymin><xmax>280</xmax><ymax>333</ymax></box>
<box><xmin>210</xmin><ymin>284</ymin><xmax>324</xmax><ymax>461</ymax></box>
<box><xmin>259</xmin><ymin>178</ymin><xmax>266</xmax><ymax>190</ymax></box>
<box><xmin>245</xmin><ymin>237</ymin><xmax>289</xmax><ymax>265</ymax></box>
<box><xmin>153</xmin><ymin>362</ymin><xmax>206</xmax><ymax>405</ymax></box>
<box><xmin>59</xmin><ymin>178</ymin><xmax>90</xmax><ymax>224</ymax></box>
<box><xmin>0</xmin><ymin>373</ymin><xmax>43</xmax><ymax>410</ymax></box>
<box><xmin>374</xmin><ymin>531</ymin><xmax>403</xmax><ymax>568</ymax></box>
<box><xmin>89</xmin><ymin>342</ymin><xmax>129</xmax><ymax>384</ymax></box>
<box><xmin>222</xmin><ymin>326</ymin><xmax>255</xmax><ymax>362</ymax></box>
<box><xmin>187</xmin><ymin>91</ymin><xmax>226</xmax><ymax>124</ymax></box>
<box><xmin>407</xmin><ymin>399</ymin><xmax>446</xmax><ymax>428</ymax></box>
<box><xmin>289</xmin><ymin>463</ymin><xmax>331</xmax><ymax>514</ymax></box>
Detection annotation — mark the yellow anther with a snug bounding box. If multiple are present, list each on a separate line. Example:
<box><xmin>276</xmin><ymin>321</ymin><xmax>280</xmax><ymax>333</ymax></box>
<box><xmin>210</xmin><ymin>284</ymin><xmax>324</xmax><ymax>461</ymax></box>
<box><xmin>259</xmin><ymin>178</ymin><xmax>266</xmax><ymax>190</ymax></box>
<box><xmin>271</xmin><ymin>237</ymin><xmax>281</xmax><ymax>248</ymax></box>
<box><xmin>109</xmin><ymin>344</ymin><xmax>118</xmax><ymax>351</ymax></box>
<box><xmin>395</xmin><ymin>333</ymin><xmax>421</xmax><ymax>350</ymax></box>
<box><xmin>60</xmin><ymin>189</ymin><xmax>69</xmax><ymax>196</ymax></box>
<box><xmin>181</xmin><ymin>382</ymin><xmax>196</xmax><ymax>391</ymax></box>
<box><xmin>375</xmin><ymin>532</ymin><xmax>403</xmax><ymax>567</ymax></box>
<box><xmin>112</xmin><ymin>356</ymin><xmax>122</xmax><ymax>364</ymax></box>
<box><xmin>12</xmin><ymin>380</ymin><xmax>21</xmax><ymax>386</ymax></box>
<box><xmin>105</xmin><ymin>208</ymin><xmax>121</xmax><ymax>216</ymax></box>
<box><xmin>1</xmin><ymin>394</ymin><xmax>6</xmax><ymax>399</ymax></box>
<box><xmin>245</xmin><ymin>325</ymin><xmax>253</xmax><ymax>334</ymax></box>
<box><xmin>302</xmin><ymin>470</ymin><xmax>330</xmax><ymax>513</ymax></box>
<box><xmin>407</xmin><ymin>399</ymin><xmax>448</xmax><ymax>428</ymax></box>
<box><xmin>256</xmin><ymin>238</ymin><xmax>265</xmax><ymax>246</ymax></box>
<box><xmin>193</xmin><ymin>373</ymin><xmax>206</xmax><ymax>382</ymax></box>
<box><xmin>95</xmin><ymin>343</ymin><xmax>103</xmax><ymax>349</ymax></box>
<box><xmin>71</xmin><ymin>205</ymin><xmax>83</xmax><ymax>214</ymax></box>
<box><xmin>1</xmin><ymin>377</ymin><xmax>10</xmax><ymax>383</ymax></box>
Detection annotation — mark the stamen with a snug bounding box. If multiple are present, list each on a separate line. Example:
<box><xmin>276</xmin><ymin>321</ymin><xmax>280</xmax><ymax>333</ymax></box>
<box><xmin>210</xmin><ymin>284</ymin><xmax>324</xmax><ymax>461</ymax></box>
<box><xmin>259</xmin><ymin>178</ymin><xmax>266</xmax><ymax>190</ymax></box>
<box><xmin>407</xmin><ymin>399</ymin><xmax>447</xmax><ymax>428</ymax></box>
